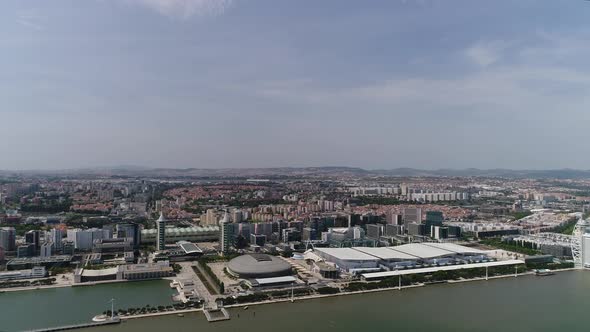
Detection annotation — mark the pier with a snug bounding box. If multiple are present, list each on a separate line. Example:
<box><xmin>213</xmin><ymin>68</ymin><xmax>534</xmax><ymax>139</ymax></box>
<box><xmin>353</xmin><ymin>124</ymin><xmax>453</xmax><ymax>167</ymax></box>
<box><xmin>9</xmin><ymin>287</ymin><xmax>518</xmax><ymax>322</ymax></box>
<box><xmin>25</xmin><ymin>318</ymin><xmax>121</xmax><ymax>332</ymax></box>
<box><xmin>203</xmin><ymin>307</ymin><xmax>231</xmax><ymax>322</ymax></box>
<box><xmin>202</xmin><ymin>300</ymin><xmax>231</xmax><ymax>322</ymax></box>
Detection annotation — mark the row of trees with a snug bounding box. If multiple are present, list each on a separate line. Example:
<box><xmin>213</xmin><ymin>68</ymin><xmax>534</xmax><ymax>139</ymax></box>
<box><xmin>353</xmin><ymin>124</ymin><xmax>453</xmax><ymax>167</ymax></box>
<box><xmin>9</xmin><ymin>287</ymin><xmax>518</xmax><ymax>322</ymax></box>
<box><xmin>480</xmin><ymin>238</ymin><xmax>540</xmax><ymax>255</ymax></box>
<box><xmin>196</xmin><ymin>259</ymin><xmax>225</xmax><ymax>294</ymax></box>
<box><xmin>103</xmin><ymin>301</ymin><xmax>203</xmax><ymax>317</ymax></box>
<box><xmin>0</xmin><ymin>278</ymin><xmax>56</xmax><ymax>289</ymax></box>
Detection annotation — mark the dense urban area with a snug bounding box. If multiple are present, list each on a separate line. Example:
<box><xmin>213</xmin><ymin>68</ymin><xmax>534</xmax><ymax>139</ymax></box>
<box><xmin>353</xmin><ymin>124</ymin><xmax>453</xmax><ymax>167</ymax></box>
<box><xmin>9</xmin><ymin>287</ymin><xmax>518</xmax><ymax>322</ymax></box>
<box><xmin>1</xmin><ymin>167</ymin><xmax>589</xmax><ymax>325</ymax></box>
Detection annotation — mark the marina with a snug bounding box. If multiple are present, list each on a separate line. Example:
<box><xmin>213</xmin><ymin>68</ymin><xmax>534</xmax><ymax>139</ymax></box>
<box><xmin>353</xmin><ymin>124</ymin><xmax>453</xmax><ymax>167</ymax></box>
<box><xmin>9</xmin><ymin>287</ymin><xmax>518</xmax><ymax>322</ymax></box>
<box><xmin>0</xmin><ymin>280</ymin><xmax>174</xmax><ymax>332</ymax></box>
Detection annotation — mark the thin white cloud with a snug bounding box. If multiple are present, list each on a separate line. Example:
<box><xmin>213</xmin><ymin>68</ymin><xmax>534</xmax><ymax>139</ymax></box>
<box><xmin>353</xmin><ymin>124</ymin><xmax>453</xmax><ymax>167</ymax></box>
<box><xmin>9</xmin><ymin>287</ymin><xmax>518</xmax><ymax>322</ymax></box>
<box><xmin>249</xmin><ymin>36</ymin><xmax>590</xmax><ymax>117</ymax></box>
<box><xmin>15</xmin><ymin>11</ymin><xmax>44</xmax><ymax>30</ymax></box>
<box><xmin>465</xmin><ymin>41</ymin><xmax>509</xmax><ymax>67</ymax></box>
<box><xmin>125</xmin><ymin>0</ymin><xmax>235</xmax><ymax>19</ymax></box>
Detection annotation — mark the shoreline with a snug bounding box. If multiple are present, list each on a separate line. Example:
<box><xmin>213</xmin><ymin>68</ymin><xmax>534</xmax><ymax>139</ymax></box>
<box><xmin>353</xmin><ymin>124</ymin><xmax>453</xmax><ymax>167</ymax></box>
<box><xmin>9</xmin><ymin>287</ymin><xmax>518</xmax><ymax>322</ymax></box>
<box><xmin>3</xmin><ymin>267</ymin><xmax>579</xmax><ymax>295</ymax></box>
<box><xmin>120</xmin><ymin>269</ymin><xmax>582</xmax><ymax>321</ymax></box>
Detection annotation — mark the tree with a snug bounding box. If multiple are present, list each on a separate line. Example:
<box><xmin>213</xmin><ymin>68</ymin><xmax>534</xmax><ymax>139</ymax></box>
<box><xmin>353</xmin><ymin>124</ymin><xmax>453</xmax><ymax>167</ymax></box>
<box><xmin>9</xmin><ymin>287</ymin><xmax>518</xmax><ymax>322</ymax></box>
<box><xmin>234</xmin><ymin>235</ymin><xmax>248</xmax><ymax>249</ymax></box>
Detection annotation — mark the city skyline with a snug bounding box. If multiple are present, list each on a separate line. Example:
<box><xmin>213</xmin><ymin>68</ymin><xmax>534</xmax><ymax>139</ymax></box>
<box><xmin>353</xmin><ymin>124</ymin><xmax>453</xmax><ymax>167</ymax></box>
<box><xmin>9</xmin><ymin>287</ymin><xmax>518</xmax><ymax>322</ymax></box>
<box><xmin>3</xmin><ymin>0</ymin><xmax>590</xmax><ymax>170</ymax></box>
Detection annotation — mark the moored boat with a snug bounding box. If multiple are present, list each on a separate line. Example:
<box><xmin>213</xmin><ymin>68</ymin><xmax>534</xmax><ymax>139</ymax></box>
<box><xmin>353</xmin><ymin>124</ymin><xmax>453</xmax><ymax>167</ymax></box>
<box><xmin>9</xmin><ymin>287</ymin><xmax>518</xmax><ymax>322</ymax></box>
<box><xmin>535</xmin><ymin>269</ymin><xmax>555</xmax><ymax>276</ymax></box>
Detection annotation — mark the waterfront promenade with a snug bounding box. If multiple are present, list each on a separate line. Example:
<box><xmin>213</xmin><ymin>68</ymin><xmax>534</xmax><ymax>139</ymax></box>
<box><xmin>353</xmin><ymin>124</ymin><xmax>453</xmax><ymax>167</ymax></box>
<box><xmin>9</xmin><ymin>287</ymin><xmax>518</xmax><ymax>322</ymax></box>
<box><xmin>76</xmin><ymin>270</ymin><xmax>590</xmax><ymax>332</ymax></box>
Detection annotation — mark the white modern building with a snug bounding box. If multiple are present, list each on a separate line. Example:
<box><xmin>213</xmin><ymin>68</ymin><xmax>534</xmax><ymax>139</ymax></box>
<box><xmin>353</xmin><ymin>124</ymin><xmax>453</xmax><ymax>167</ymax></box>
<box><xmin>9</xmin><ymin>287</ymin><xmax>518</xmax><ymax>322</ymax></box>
<box><xmin>67</xmin><ymin>228</ymin><xmax>111</xmax><ymax>251</ymax></box>
<box><xmin>314</xmin><ymin>243</ymin><xmax>490</xmax><ymax>273</ymax></box>
<box><xmin>156</xmin><ymin>212</ymin><xmax>166</xmax><ymax>251</ymax></box>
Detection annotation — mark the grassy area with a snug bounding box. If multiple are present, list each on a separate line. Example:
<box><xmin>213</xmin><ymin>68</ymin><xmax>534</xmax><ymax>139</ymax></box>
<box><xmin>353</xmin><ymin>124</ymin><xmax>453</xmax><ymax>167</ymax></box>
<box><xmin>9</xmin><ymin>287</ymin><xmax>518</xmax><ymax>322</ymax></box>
<box><xmin>511</xmin><ymin>210</ymin><xmax>532</xmax><ymax>220</ymax></box>
<box><xmin>555</xmin><ymin>219</ymin><xmax>577</xmax><ymax>235</ymax></box>
<box><xmin>480</xmin><ymin>238</ymin><xmax>540</xmax><ymax>255</ymax></box>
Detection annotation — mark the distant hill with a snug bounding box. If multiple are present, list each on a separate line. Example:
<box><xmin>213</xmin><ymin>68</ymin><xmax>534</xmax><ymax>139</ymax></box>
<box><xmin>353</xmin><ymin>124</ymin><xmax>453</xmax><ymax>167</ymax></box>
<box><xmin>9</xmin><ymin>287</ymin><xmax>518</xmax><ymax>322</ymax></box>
<box><xmin>2</xmin><ymin>166</ymin><xmax>590</xmax><ymax>179</ymax></box>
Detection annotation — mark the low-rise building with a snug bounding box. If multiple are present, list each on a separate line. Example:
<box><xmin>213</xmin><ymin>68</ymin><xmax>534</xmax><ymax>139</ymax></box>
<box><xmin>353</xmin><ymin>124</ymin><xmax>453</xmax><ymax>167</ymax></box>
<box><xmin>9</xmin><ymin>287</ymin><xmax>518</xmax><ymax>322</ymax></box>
<box><xmin>0</xmin><ymin>266</ymin><xmax>47</xmax><ymax>281</ymax></box>
<box><xmin>74</xmin><ymin>261</ymin><xmax>173</xmax><ymax>283</ymax></box>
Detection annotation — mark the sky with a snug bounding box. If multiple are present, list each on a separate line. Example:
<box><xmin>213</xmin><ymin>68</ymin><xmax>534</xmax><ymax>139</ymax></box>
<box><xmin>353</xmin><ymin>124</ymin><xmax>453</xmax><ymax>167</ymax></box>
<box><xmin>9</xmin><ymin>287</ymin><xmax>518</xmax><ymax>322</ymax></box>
<box><xmin>2</xmin><ymin>0</ymin><xmax>590</xmax><ymax>170</ymax></box>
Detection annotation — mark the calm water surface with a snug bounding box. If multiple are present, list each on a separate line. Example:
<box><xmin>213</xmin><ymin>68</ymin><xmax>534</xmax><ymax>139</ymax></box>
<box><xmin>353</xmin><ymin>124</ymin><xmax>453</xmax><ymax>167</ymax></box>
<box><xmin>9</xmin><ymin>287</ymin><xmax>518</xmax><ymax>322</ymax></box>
<box><xmin>83</xmin><ymin>271</ymin><xmax>590</xmax><ymax>332</ymax></box>
<box><xmin>3</xmin><ymin>272</ymin><xmax>590</xmax><ymax>332</ymax></box>
<box><xmin>0</xmin><ymin>280</ymin><xmax>174</xmax><ymax>332</ymax></box>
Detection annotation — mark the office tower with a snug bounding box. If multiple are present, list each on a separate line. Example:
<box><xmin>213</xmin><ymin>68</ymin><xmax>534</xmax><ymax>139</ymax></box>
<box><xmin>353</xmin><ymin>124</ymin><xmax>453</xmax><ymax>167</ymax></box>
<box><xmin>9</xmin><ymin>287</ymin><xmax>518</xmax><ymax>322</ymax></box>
<box><xmin>385</xmin><ymin>224</ymin><xmax>402</xmax><ymax>236</ymax></box>
<box><xmin>348</xmin><ymin>213</ymin><xmax>361</xmax><ymax>227</ymax></box>
<box><xmin>66</xmin><ymin>228</ymin><xmax>110</xmax><ymax>251</ymax></box>
<box><xmin>25</xmin><ymin>230</ymin><xmax>41</xmax><ymax>251</ymax></box>
<box><xmin>302</xmin><ymin>227</ymin><xmax>318</xmax><ymax>241</ymax></box>
<box><xmin>403</xmin><ymin>208</ymin><xmax>422</xmax><ymax>228</ymax></box>
<box><xmin>231</xmin><ymin>210</ymin><xmax>243</xmax><ymax>223</ymax></box>
<box><xmin>156</xmin><ymin>212</ymin><xmax>166</xmax><ymax>251</ymax></box>
<box><xmin>50</xmin><ymin>228</ymin><xmax>64</xmax><ymax>252</ymax></box>
<box><xmin>400</xmin><ymin>184</ymin><xmax>408</xmax><ymax>196</ymax></box>
<box><xmin>433</xmin><ymin>226</ymin><xmax>449</xmax><ymax>240</ymax></box>
<box><xmin>116</xmin><ymin>223</ymin><xmax>142</xmax><ymax>249</ymax></box>
<box><xmin>40</xmin><ymin>242</ymin><xmax>53</xmax><ymax>257</ymax></box>
<box><xmin>17</xmin><ymin>244</ymin><xmax>35</xmax><ymax>258</ymax></box>
<box><xmin>250</xmin><ymin>234</ymin><xmax>266</xmax><ymax>246</ymax></box>
<box><xmin>205</xmin><ymin>209</ymin><xmax>218</xmax><ymax>226</ymax></box>
<box><xmin>0</xmin><ymin>227</ymin><xmax>16</xmax><ymax>251</ymax></box>
<box><xmin>386</xmin><ymin>210</ymin><xmax>403</xmax><ymax>225</ymax></box>
<box><xmin>366</xmin><ymin>224</ymin><xmax>384</xmax><ymax>239</ymax></box>
<box><xmin>425</xmin><ymin>211</ymin><xmax>444</xmax><ymax>237</ymax></box>
<box><xmin>407</xmin><ymin>223</ymin><xmax>426</xmax><ymax>236</ymax></box>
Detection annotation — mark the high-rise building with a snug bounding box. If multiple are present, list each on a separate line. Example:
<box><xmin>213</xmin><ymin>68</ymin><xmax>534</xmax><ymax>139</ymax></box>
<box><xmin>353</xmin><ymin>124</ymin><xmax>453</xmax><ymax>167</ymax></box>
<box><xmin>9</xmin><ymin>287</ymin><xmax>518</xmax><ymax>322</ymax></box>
<box><xmin>25</xmin><ymin>230</ymin><xmax>42</xmax><ymax>252</ymax></box>
<box><xmin>385</xmin><ymin>224</ymin><xmax>402</xmax><ymax>236</ymax></box>
<box><xmin>0</xmin><ymin>227</ymin><xmax>16</xmax><ymax>251</ymax></box>
<box><xmin>50</xmin><ymin>229</ymin><xmax>64</xmax><ymax>252</ymax></box>
<box><xmin>433</xmin><ymin>226</ymin><xmax>449</xmax><ymax>240</ymax></box>
<box><xmin>17</xmin><ymin>244</ymin><xmax>35</xmax><ymax>258</ymax></box>
<box><xmin>219</xmin><ymin>212</ymin><xmax>233</xmax><ymax>255</ymax></box>
<box><xmin>302</xmin><ymin>227</ymin><xmax>318</xmax><ymax>241</ymax></box>
<box><xmin>250</xmin><ymin>234</ymin><xmax>266</xmax><ymax>246</ymax></box>
<box><xmin>231</xmin><ymin>210</ymin><xmax>243</xmax><ymax>223</ymax></box>
<box><xmin>403</xmin><ymin>208</ymin><xmax>422</xmax><ymax>228</ymax></box>
<box><xmin>116</xmin><ymin>223</ymin><xmax>142</xmax><ymax>249</ymax></box>
<box><xmin>386</xmin><ymin>210</ymin><xmax>403</xmax><ymax>225</ymax></box>
<box><xmin>40</xmin><ymin>242</ymin><xmax>53</xmax><ymax>257</ymax></box>
<box><xmin>67</xmin><ymin>228</ymin><xmax>110</xmax><ymax>251</ymax></box>
<box><xmin>425</xmin><ymin>211</ymin><xmax>444</xmax><ymax>237</ymax></box>
<box><xmin>205</xmin><ymin>209</ymin><xmax>219</xmax><ymax>226</ymax></box>
<box><xmin>407</xmin><ymin>223</ymin><xmax>425</xmax><ymax>236</ymax></box>
<box><xmin>366</xmin><ymin>224</ymin><xmax>384</xmax><ymax>239</ymax></box>
<box><xmin>400</xmin><ymin>184</ymin><xmax>408</xmax><ymax>196</ymax></box>
<box><xmin>156</xmin><ymin>212</ymin><xmax>166</xmax><ymax>251</ymax></box>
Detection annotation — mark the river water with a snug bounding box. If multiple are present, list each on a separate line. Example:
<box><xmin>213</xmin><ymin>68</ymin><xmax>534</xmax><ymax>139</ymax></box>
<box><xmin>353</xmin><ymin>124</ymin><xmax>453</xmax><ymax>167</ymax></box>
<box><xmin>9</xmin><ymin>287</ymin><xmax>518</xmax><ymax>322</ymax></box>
<box><xmin>3</xmin><ymin>272</ymin><xmax>590</xmax><ymax>332</ymax></box>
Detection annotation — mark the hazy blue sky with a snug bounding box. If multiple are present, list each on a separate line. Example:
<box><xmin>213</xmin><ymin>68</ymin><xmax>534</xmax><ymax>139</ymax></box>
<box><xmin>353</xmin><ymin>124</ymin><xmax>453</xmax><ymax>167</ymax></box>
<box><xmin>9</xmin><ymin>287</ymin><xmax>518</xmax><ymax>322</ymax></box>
<box><xmin>2</xmin><ymin>0</ymin><xmax>590</xmax><ymax>170</ymax></box>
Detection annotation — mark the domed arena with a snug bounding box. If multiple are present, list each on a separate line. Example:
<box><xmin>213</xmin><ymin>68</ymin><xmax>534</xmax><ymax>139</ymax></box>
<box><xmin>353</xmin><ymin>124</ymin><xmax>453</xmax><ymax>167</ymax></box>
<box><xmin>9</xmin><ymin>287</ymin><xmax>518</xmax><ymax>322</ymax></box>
<box><xmin>227</xmin><ymin>254</ymin><xmax>293</xmax><ymax>278</ymax></box>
